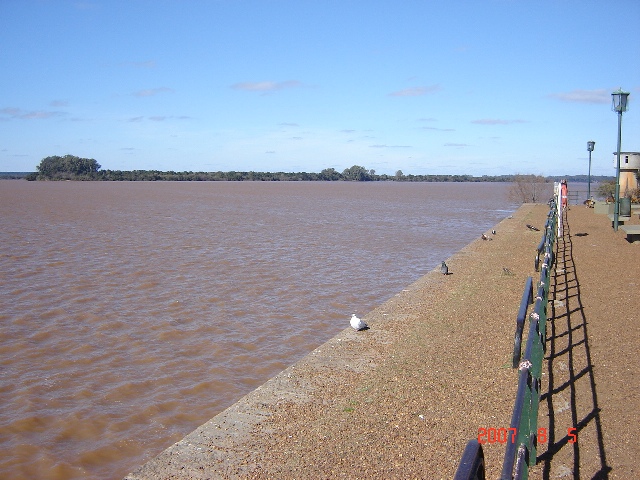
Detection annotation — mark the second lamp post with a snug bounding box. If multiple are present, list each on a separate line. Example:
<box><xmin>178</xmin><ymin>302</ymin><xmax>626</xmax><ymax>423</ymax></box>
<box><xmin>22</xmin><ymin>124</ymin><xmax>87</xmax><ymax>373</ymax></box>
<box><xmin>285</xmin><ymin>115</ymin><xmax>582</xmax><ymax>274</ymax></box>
<box><xmin>587</xmin><ymin>140</ymin><xmax>595</xmax><ymax>201</ymax></box>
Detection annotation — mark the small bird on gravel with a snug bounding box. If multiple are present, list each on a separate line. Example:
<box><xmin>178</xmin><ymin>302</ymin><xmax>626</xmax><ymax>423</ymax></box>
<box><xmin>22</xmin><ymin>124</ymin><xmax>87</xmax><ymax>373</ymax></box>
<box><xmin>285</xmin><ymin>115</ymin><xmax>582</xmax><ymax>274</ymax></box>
<box><xmin>481</xmin><ymin>233</ymin><xmax>489</xmax><ymax>240</ymax></box>
<box><xmin>350</xmin><ymin>314</ymin><xmax>367</xmax><ymax>331</ymax></box>
<box><xmin>492</xmin><ymin>229</ymin><xmax>496</xmax><ymax>235</ymax></box>
<box><xmin>440</xmin><ymin>261</ymin><xmax>449</xmax><ymax>275</ymax></box>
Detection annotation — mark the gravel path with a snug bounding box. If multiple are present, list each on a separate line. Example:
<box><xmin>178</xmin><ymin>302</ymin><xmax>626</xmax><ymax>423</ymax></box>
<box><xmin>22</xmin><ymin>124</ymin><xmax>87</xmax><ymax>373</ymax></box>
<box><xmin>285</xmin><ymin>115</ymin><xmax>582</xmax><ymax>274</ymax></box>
<box><xmin>125</xmin><ymin>202</ymin><xmax>639</xmax><ymax>479</ymax></box>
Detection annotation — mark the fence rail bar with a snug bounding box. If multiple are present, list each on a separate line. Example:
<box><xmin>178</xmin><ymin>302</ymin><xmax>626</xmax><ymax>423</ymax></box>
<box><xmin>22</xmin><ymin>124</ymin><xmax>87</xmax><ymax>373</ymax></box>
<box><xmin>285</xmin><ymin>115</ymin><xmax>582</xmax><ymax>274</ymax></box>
<box><xmin>512</xmin><ymin>277</ymin><xmax>533</xmax><ymax>368</ymax></box>
<box><xmin>535</xmin><ymin>208</ymin><xmax>558</xmax><ymax>272</ymax></box>
<box><xmin>500</xmin><ymin>367</ymin><xmax>529</xmax><ymax>479</ymax></box>
<box><xmin>455</xmin><ymin>190</ymin><xmax>559</xmax><ymax>480</ymax></box>
<box><xmin>454</xmin><ymin>440</ymin><xmax>486</xmax><ymax>480</ymax></box>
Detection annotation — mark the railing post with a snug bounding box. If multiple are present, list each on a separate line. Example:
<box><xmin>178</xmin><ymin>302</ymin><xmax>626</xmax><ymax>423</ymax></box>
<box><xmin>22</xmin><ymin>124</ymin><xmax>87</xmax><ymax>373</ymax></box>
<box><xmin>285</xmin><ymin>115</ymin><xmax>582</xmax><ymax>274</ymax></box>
<box><xmin>513</xmin><ymin>277</ymin><xmax>533</xmax><ymax>368</ymax></box>
<box><xmin>454</xmin><ymin>440</ymin><xmax>486</xmax><ymax>480</ymax></box>
<box><xmin>459</xmin><ymin>200</ymin><xmax>559</xmax><ymax>480</ymax></box>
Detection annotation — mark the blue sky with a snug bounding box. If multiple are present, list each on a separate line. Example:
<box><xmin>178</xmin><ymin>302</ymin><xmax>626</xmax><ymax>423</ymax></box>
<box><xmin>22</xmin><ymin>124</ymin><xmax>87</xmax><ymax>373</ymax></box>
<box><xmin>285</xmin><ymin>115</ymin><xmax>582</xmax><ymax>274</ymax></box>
<box><xmin>1</xmin><ymin>0</ymin><xmax>638</xmax><ymax>176</ymax></box>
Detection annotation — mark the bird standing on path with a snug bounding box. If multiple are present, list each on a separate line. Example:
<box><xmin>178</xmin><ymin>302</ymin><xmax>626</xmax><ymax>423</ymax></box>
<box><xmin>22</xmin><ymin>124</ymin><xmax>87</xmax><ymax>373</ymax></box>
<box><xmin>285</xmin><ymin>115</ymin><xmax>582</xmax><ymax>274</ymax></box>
<box><xmin>350</xmin><ymin>314</ymin><xmax>367</xmax><ymax>331</ymax></box>
<box><xmin>441</xmin><ymin>261</ymin><xmax>449</xmax><ymax>275</ymax></box>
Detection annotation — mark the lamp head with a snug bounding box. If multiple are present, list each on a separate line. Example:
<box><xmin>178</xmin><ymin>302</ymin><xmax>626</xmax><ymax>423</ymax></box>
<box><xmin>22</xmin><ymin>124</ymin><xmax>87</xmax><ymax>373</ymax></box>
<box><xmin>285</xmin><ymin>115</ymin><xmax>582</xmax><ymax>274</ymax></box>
<box><xmin>611</xmin><ymin>88</ymin><xmax>630</xmax><ymax>113</ymax></box>
<box><xmin>587</xmin><ymin>141</ymin><xmax>595</xmax><ymax>152</ymax></box>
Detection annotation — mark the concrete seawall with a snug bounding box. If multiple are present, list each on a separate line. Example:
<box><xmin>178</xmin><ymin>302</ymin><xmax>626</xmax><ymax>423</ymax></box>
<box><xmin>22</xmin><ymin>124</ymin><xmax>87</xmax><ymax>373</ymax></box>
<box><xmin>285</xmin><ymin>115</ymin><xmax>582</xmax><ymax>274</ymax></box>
<box><xmin>124</xmin><ymin>203</ymin><xmax>555</xmax><ymax>479</ymax></box>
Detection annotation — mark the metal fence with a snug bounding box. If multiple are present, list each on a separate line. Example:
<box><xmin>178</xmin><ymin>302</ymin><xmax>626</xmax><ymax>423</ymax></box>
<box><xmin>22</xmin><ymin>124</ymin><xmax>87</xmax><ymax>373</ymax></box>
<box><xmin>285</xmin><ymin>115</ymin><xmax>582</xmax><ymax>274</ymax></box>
<box><xmin>455</xmin><ymin>192</ymin><xmax>559</xmax><ymax>480</ymax></box>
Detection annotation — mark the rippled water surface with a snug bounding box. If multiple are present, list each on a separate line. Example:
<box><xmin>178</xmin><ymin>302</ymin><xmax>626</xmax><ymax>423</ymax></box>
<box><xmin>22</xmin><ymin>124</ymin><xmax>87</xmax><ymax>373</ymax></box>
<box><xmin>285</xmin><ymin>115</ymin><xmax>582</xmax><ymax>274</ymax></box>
<box><xmin>0</xmin><ymin>181</ymin><xmax>517</xmax><ymax>479</ymax></box>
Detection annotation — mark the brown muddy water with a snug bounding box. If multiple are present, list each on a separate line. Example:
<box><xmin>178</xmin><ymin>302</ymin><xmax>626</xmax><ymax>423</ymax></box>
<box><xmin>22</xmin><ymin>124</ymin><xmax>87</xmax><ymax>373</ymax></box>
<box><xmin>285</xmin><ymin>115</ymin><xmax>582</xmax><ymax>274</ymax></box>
<box><xmin>1</xmin><ymin>181</ymin><xmax>520</xmax><ymax>479</ymax></box>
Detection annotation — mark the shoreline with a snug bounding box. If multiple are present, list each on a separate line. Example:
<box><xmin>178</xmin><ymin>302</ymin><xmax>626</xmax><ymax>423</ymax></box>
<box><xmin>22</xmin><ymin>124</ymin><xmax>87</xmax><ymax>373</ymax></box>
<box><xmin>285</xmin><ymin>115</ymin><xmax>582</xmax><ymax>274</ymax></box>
<box><xmin>125</xmin><ymin>203</ymin><xmax>550</xmax><ymax>479</ymax></box>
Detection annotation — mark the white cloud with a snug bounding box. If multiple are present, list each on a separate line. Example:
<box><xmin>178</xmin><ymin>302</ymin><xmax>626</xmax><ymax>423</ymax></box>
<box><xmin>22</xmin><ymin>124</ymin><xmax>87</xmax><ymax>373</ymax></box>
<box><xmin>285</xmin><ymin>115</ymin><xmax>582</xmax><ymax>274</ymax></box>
<box><xmin>121</xmin><ymin>60</ymin><xmax>157</xmax><ymax>69</ymax></box>
<box><xmin>471</xmin><ymin>119</ymin><xmax>528</xmax><ymax>125</ymax></box>
<box><xmin>0</xmin><ymin>107</ymin><xmax>66</xmax><ymax>120</ymax></box>
<box><xmin>128</xmin><ymin>115</ymin><xmax>192</xmax><ymax>122</ymax></box>
<box><xmin>231</xmin><ymin>80</ymin><xmax>303</xmax><ymax>93</ymax></box>
<box><xmin>422</xmin><ymin>126</ymin><xmax>455</xmax><ymax>132</ymax></box>
<box><xmin>547</xmin><ymin>89</ymin><xmax>609</xmax><ymax>104</ymax></box>
<box><xmin>133</xmin><ymin>87</ymin><xmax>174</xmax><ymax>97</ymax></box>
<box><xmin>369</xmin><ymin>144</ymin><xmax>411</xmax><ymax>149</ymax></box>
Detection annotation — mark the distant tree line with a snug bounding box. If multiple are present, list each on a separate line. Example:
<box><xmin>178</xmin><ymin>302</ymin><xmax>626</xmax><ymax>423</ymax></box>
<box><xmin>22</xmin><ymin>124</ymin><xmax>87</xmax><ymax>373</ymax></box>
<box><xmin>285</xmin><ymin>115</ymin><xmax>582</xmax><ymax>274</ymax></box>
<box><xmin>22</xmin><ymin>155</ymin><xmax>614</xmax><ymax>184</ymax></box>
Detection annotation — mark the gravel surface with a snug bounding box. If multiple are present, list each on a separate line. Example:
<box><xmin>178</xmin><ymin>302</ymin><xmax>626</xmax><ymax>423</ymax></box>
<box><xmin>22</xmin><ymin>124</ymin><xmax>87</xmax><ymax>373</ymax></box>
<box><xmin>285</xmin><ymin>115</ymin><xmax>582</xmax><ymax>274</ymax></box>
<box><xmin>125</xmin><ymin>203</ymin><xmax>639</xmax><ymax>479</ymax></box>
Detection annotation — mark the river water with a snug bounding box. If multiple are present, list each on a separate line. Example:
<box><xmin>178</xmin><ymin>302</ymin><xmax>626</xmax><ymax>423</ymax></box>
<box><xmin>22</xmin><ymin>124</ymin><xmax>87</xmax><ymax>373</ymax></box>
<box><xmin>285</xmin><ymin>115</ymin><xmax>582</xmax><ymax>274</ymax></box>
<box><xmin>1</xmin><ymin>181</ymin><xmax>518</xmax><ymax>479</ymax></box>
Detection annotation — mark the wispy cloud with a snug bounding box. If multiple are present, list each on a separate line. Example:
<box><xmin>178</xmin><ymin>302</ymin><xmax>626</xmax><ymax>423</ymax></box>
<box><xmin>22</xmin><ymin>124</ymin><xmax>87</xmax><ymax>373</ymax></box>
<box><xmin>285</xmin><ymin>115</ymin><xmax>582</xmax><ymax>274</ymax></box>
<box><xmin>133</xmin><ymin>87</ymin><xmax>174</xmax><ymax>97</ymax></box>
<box><xmin>422</xmin><ymin>126</ymin><xmax>455</xmax><ymax>132</ymax></box>
<box><xmin>0</xmin><ymin>107</ymin><xmax>66</xmax><ymax>120</ymax></box>
<box><xmin>369</xmin><ymin>144</ymin><xmax>412</xmax><ymax>149</ymax></box>
<box><xmin>121</xmin><ymin>60</ymin><xmax>157</xmax><ymax>69</ymax></box>
<box><xmin>280</xmin><ymin>122</ymin><xmax>299</xmax><ymax>127</ymax></box>
<box><xmin>471</xmin><ymin>119</ymin><xmax>528</xmax><ymax>125</ymax></box>
<box><xmin>418</xmin><ymin>117</ymin><xmax>454</xmax><ymax>131</ymax></box>
<box><xmin>444</xmin><ymin>143</ymin><xmax>470</xmax><ymax>147</ymax></box>
<box><xmin>388</xmin><ymin>85</ymin><xmax>441</xmax><ymax>97</ymax></box>
<box><xmin>128</xmin><ymin>115</ymin><xmax>191</xmax><ymax>122</ymax></box>
<box><xmin>231</xmin><ymin>80</ymin><xmax>303</xmax><ymax>93</ymax></box>
<box><xmin>547</xmin><ymin>88</ymin><xmax>609</xmax><ymax>104</ymax></box>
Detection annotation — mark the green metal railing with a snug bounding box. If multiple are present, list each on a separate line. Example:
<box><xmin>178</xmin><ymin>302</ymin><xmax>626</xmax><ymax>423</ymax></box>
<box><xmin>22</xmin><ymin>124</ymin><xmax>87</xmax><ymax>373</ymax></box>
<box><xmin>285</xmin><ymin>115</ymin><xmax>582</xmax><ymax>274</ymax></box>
<box><xmin>455</xmin><ymin>193</ymin><xmax>559</xmax><ymax>480</ymax></box>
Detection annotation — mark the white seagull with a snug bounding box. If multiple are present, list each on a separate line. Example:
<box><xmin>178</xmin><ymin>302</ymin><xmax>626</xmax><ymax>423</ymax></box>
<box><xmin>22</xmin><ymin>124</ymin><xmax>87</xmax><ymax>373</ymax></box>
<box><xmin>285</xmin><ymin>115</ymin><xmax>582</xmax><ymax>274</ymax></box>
<box><xmin>350</xmin><ymin>314</ymin><xmax>367</xmax><ymax>331</ymax></box>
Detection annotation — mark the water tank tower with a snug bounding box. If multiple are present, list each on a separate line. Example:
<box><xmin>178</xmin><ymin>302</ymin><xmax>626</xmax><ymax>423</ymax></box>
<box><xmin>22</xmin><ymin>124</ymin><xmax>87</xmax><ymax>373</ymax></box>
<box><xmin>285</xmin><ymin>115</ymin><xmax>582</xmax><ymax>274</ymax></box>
<box><xmin>613</xmin><ymin>152</ymin><xmax>640</xmax><ymax>195</ymax></box>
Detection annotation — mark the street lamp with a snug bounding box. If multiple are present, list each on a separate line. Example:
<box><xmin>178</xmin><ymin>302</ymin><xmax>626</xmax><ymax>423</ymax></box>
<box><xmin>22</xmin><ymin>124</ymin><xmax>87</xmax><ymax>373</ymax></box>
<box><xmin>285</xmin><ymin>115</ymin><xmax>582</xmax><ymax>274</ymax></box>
<box><xmin>612</xmin><ymin>88</ymin><xmax>630</xmax><ymax>231</ymax></box>
<box><xmin>587</xmin><ymin>141</ymin><xmax>595</xmax><ymax>201</ymax></box>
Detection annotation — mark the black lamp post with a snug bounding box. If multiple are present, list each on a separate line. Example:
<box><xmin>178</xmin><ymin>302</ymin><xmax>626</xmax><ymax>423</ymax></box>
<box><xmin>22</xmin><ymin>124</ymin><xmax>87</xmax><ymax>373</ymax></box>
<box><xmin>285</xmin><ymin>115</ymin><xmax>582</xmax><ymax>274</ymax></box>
<box><xmin>612</xmin><ymin>88</ymin><xmax>630</xmax><ymax>231</ymax></box>
<box><xmin>587</xmin><ymin>141</ymin><xmax>595</xmax><ymax>201</ymax></box>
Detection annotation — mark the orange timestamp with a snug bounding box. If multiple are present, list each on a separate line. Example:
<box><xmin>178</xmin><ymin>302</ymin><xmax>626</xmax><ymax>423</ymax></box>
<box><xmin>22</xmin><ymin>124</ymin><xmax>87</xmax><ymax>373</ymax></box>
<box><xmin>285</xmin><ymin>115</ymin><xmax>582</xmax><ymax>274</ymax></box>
<box><xmin>477</xmin><ymin>427</ymin><xmax>577</xmax><ymax>444</ymax></box>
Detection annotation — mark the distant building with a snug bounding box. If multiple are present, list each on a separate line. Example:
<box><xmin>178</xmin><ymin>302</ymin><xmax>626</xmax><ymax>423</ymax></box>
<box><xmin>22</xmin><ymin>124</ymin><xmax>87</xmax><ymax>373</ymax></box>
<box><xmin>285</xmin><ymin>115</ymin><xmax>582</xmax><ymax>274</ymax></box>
<box><xmin>613</xmin><ymin>152</ymin><xmax>640</xmax><ymax>194</ymax></box>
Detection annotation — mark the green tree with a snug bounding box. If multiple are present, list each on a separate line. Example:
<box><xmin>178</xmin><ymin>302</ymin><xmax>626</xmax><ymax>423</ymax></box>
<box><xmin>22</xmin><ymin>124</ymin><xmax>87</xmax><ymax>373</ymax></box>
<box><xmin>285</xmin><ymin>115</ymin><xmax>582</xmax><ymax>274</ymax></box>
<box><xmin>597</xmin><ymin>180</ymin><xmax>616</xmax><ymax>201</ymax></box>
<box><xmin>342</xmin><ymin>165</ymin><xmax>371</xmax><ymax>181</ymax></box>
<box><xmin>36</xmin><ymin>155</ymin><xmax>101</xmax><ymax>179</ymax></box>
<box><xmin>320</xmin><ymin>168</ymin><xmax>341</xmax><ymax>181</ymax></box>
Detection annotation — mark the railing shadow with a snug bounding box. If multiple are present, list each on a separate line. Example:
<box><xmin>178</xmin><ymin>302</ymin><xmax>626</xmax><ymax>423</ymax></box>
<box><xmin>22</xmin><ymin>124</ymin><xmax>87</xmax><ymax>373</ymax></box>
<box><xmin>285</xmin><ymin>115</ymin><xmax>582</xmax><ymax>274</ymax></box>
<box><xmin>537</xmin><ymin>209</ymin><xmax>611</xmax><ymax>479</ymax></box>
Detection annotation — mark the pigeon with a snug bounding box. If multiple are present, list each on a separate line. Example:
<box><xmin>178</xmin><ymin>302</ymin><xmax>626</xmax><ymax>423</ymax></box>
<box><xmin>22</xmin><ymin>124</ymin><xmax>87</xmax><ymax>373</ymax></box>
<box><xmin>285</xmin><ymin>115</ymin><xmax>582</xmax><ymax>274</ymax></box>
<box><xmin>481</xmin><ymin>233</ymin><xmax>489</xmax><ymax>240</ymax></box>
<box><xmin>440</xmin><ymin>261</ymin><xmax>449</xmax><ymax>275</ymax></box>
<box><xmin>350</xmin><ymin>314</ymin><xmax>367</xmax><ymax>331</ymax></box>
<box><xmin>526</xmin><ymin>224</ymin><xmax>540</xmax><ymax>231</ymax></box>
<box><xmin>492</xmin><ymin>229</ymin><xmax>496</xmax><ymax>235</ymax></box>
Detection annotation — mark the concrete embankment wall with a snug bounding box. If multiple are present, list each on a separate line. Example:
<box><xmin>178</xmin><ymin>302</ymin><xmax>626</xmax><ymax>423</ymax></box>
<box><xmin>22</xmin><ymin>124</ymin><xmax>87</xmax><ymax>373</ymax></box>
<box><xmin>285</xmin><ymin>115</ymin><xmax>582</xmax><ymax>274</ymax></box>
<box><xmin>125</xmin><ymin>203</ymin><xmax>550</xmax><ymax>479</ymax></box>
